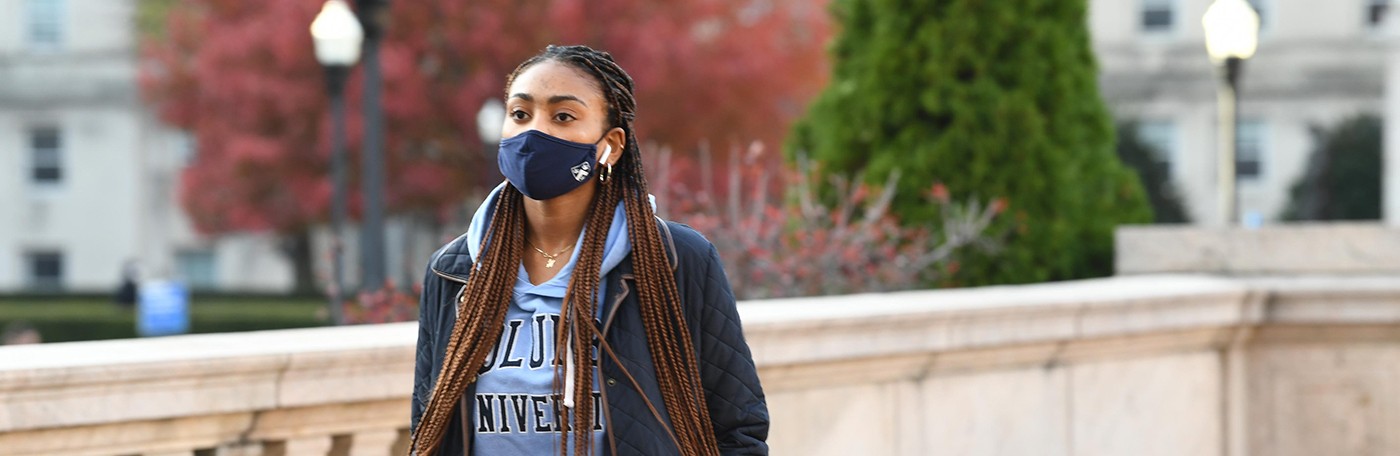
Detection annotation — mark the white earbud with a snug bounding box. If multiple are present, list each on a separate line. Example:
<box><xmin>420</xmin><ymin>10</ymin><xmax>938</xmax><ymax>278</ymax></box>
<box><xmin>600</xmin><ymin>144</ymin><xmax>613</xmax><ymax>165</ymax></box>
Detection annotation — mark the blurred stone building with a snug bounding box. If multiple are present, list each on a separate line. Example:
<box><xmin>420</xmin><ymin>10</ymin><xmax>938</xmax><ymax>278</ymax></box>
<box><xmin>3</xmin><ymin>0</ymin><xmax>1396</xmax><ymax>292</ymax></box>
<box><xmin>0</xmin><ymin>0</ymin><xmax>290</xmax><ymax>292</ymax></box>
<box><xmin>1089</xmin><ymin>0</ymin><xmax>1391</xmax><ymax>225</ymax></box>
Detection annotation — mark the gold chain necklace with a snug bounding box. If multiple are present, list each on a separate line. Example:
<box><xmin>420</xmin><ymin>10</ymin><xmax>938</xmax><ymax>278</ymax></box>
<box><xmin>526</xmin><ymin>239</ymin><xmax>573</xmax><ymax>268</ymax></box>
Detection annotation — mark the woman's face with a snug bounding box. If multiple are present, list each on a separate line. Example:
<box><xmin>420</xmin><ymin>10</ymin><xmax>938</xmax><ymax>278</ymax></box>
<box><xmin>502</xmin><ymin>60</ymin><xmax>613</xmax><ymax>147</ymax></box>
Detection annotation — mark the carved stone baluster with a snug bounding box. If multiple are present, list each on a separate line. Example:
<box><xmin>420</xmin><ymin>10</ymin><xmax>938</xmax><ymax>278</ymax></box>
<box><xmin>262</xmin><ymin>436</ymin><xmax>333</xmax><ymax>456</ymax></box>
<box><xmin>214</xmin><ymin>442</ymin><xmax>262</xmax><ymax>456</ymax></box>
<box><xmin>347</xmin><ymin>429</ymin><xmax>399</xmax><ymax>456</ymax></box>
<box><xmin>390</xmin><ymin>428</ymin><xmax>411</xmax><ymax>456</ymax></box>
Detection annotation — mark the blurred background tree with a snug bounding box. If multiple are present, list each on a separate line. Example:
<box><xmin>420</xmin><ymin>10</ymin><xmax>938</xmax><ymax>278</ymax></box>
<box><xmin>139</xmin><ymin>0</ymin><xmax>830</xmax><ymax>292</ymax></box>
<box><xmin>1280</xmin><ymin>114</ymin><xmax>1383</xmax><ymax>221</ymax></box>
<box><xmin>1116</xmin><ymin>122</ymin><xmax>1190</xmax><ymax>224</ymax></box>
<box><xmin>787</xmin><ymin>0</ymin><xmax>1150</xmax><ymax>286</ymax></box>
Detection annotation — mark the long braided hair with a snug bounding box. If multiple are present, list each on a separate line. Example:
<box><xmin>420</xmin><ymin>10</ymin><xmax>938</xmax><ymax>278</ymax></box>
<box><xmin>410</xmin><ymin>45</ymin><xmax>720</xmax><ymax>456</ymax></box>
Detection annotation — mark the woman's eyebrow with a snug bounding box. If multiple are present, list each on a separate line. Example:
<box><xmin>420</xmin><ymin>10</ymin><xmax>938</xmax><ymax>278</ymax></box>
<box><xmin>547</xmin><ymin>95</ymin><xmax>587</xmax><ymax>106</ymax></box>
<box><xmin>508</xmin><ymin>92</ymin><xmax>587</xmax><ymax>107</ymax></box>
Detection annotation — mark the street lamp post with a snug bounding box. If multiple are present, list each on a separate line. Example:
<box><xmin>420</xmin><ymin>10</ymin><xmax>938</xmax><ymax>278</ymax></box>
<box><xmin>477</xmin><ymin>98</ymin><xmax>506</xmax><ymax>185</ymax></box>
<box><xmin>311</xmin><ymin>0</ymin><xmax>363</xmax><ymax>325</ymax></box>
<box><xmin>356</xmin><ymin>0</ymin><xmax>389</xmax><ymax>290</ymax></box>
<box><xmin>1203</xmin><ymin>0</ymin><xmax>1260</xmax><ymax>226</ymax></box>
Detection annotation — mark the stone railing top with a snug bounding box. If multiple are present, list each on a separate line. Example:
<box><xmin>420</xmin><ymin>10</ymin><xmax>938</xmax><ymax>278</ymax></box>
<box><xmin>739</xmin><ymin>274</ymin><xmax>1246</xmax><ymax>322</ymax></box>
<box><xmin>7</xmin><ymin>273</ymin><xmax>1398</xmax><ymax>434</ymax></box>
<box><xmin>738</xmin><ymin>275</ymin><xmax>1257</xmax><ymax>369</ymax></box>
<box><xmin>1116</xmin><ymin>222</ymin><xmax>1400</xmax><ymax>275</ymax></box>
<box><xmin>0</xmin><ymin>323</ymin><xmax>418</xmax><ymax>432</ymax></box>
<box><xmin>0</xmin><ymin>321</ymin><xmax>416</xmax><ymax>375</ymax></box>
<box><xmin>1243</xmin><ymin>275</ymin><xmax>1400</xmax><ymax>292</ymax></box>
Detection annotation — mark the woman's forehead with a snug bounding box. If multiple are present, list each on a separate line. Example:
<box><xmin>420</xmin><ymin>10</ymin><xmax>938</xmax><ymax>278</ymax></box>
<box><xmin>508</xmin><ymin>60</ymin><xmax>604</xmax><ymax>105</ymax></box>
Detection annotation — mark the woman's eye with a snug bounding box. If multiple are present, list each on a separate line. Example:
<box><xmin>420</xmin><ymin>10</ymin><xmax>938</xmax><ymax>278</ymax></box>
<box><xmin>554</xmin><ymin>112</ymin><xmax>576</xmax><ymax>122</ymax></box>
<box><xmin>509</xmin><ymin>110</ymin><xmax>528</xmax><ymax>120</ymax></box>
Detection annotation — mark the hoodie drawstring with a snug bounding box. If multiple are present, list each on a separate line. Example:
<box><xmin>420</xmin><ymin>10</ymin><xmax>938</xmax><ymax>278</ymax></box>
<box><xmin>563</xmin><ymin>326</ymin><xmax>577</xmax><ymax>409</ymax></box>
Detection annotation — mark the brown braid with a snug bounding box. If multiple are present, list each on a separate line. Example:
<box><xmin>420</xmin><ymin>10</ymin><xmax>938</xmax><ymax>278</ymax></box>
<box><xmin>410</xmin><ymin>45</ymin><xmax>720</xmax><ymax>456</ymax></box>
<box><xmin>411</xmin><ymin>186</ymin><xmax>524</xmax><ymax>455</ymax></box>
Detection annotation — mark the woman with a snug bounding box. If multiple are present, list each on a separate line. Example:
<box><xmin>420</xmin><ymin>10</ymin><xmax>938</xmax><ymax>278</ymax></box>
<box><xmin>410</xmin><ymin>45</ymin><xmax>769</xmax><ymax>456</ymax></box>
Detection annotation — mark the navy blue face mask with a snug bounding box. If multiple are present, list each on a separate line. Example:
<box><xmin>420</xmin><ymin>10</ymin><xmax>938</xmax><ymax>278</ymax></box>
<box><xmin>497</xmin><ymin>130</ymin><xmax>604</xmax><ymax>200</ymax></box>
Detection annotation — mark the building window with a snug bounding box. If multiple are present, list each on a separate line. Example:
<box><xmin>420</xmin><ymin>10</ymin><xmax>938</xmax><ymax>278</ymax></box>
<box><xmin>26</xmin><ymin>251</ymin><xmax>64</xmax><ymax>290</ymax></box>
<box><xmin>1237</xmin><ymin>120</ymin><xmax>1266</xmax><ymax>181</ymax></box>
<box><xmin>176</xmin><ymin>249</ymin><xmax>218</xmax><ymax>290</ymax></box>
<box><xmin>26</xmin><ymin>0</ymin><xmax>64</xmax><ymax>52</ymax></box>
<box><xmin>1137</xmin><ymin>121</ymin><xmax>1177</xmax><ymax>176</ymax></box>
<box><xmin>1142</xmin><ymin>0</ymin><xmax>1175</xmax><ymax>33</ymax></box>
<box><xmin>30</xmin><ymin>127</ymin><xmax>63</xmax><ymax>187</ymax></box>
<box><xmin>1369</xmin><ymin>0</ymin><xmax>1390</xmax><ymax>28</ymax></box>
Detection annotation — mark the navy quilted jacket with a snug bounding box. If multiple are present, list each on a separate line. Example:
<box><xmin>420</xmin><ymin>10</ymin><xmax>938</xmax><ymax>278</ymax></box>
<box><xmin>411</xmin><ymin>220</ymin><xmax>769</xmax><ymax>455</ymax></box>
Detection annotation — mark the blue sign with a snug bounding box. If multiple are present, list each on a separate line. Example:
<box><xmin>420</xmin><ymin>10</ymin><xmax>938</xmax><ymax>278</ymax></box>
<box><xmin>138</xmin><ymin>280</ymin><xmax>190</xmax><ymax>337</ymax></box>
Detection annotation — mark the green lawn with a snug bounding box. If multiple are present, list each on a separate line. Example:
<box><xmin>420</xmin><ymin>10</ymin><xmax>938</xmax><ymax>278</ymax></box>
<box><xmin>0</xmin><ymin>296</ymin><xmax>329</xmax><ymax>343</ymax></box>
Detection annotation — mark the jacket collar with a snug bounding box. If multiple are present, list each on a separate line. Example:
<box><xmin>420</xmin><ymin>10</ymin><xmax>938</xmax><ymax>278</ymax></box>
<box><xmin>430</xmin><ymin>231</ymin><xmax>475</xmax><ymax>283</ymax></box>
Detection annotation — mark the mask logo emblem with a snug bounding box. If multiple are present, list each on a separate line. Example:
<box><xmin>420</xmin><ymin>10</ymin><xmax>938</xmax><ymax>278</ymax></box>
<box><xmin>571</xmin><ymin>161</ymin><xmax>591</xmax><ymax>182</ymax></box>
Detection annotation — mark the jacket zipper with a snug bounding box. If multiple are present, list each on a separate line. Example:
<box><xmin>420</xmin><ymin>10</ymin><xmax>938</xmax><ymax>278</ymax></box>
<box><xmin>599</xmin><ymin>273</ymin><xmax>632</xmax><ymax>454</ymax></box>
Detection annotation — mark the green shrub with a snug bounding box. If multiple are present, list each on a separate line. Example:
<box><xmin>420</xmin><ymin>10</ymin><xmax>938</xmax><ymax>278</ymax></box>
<box><xmin>1281</xmin><ymin>114</ymin><xmax>1382</xmax><ymax>221</ymax></box>
<box><xmin>787</xmin><ymin>0</ymin><xmax>1150</xmax><ymax>285</ymax></box>
<box><xmin>0</xmin><ymin>297</ymin><xmax>326</xmax><ymax>343</ymax></box>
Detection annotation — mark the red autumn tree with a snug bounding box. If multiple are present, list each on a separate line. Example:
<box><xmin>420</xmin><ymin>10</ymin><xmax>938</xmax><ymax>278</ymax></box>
<box><xmin>139</xmin><ymin>0</ymin><xmax>830</xmax><ymax>291</ymax></box>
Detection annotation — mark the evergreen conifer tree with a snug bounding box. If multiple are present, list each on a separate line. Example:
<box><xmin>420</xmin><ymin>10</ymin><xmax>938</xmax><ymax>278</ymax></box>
<box><xmin>1116</xmin><ymin>122</ymin><xmax>1190</xmax><ymax>224</ymax></box>
<box><xmin>788</xmin><ymin>0</ymin><xmax>1150</xmax><ymax>284</ymax></box>
<box><xmin>1281</xmin><ymin>114</ymin><xmax>1382</xmax><ymax>221</ymax></box>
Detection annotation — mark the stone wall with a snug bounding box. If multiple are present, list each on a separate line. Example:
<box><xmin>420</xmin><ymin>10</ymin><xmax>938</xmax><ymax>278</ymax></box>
<box><xmin>5</xmin><ymin>224</ymin><xmax>1400</xmax><ymax>455</ymax></box>
<box><xmin>6</xmin><ymin>271</ymin><xmax>1396</xmax><ymax>455</ymax></box>
<box><xmin>0</xmin><ymin>324</ymin><xmax>416</xmax><ymax>455</ymax></box>
<box><xmin>750</xmin><ymin>275</ymin><xmax>1254</xmax><ymax>456</ymax></box>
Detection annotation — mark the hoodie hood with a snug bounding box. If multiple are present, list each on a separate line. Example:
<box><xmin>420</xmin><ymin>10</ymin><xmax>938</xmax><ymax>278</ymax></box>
<box><xmin>465</xmin><ymin>182</ymin><xmax>639</xmax><ymax>301</ymax></box>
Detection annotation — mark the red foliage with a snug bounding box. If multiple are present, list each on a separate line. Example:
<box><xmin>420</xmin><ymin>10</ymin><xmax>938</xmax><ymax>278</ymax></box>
<box><xmin>139</xmin><ymin>0</ymin><xmax>830</xmax><ymax>236</ymax></box>
<box><xmin>340</xmin><ymin>279</ymin><xmax>421</xmax><ymax>324</ymax></box>
<box><xmin>649</xmin><ymin>144</ymin><xmax>1005</xmax><ymax>299</ymax></box>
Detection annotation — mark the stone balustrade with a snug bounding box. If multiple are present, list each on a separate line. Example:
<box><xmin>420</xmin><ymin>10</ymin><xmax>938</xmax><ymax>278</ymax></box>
<box><xmin>1115</xmin><ymin>222</ymin><xmax>1400</xmax><ymax>275</ymax></box>
<box><xmin>0</xmin><ymin>323</ymin><xmax>416</xmax><ymax>456</ymax></box>
<box><xmin>3</xmin><ymin>272</ymin><xmax>1400</xmax><ymax>455</ymax></box>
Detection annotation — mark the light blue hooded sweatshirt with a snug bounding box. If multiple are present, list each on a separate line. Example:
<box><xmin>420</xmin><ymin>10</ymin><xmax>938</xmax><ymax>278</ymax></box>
<box><xmin>464</xmin><ymin>182</ymin><xmax>633</xmax><ymax>456</ymax></box>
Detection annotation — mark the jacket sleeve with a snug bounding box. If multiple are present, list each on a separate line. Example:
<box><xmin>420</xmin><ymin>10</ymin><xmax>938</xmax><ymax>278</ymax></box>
<box><xmin>410</xmin><ymin>262</ymin><xmax>438</xmax><ymax>436</ymax></box>
<box><xmin>696</xmin><ymin>243</ymin><xmax>770</xmax><ymax>455</ymax></box>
